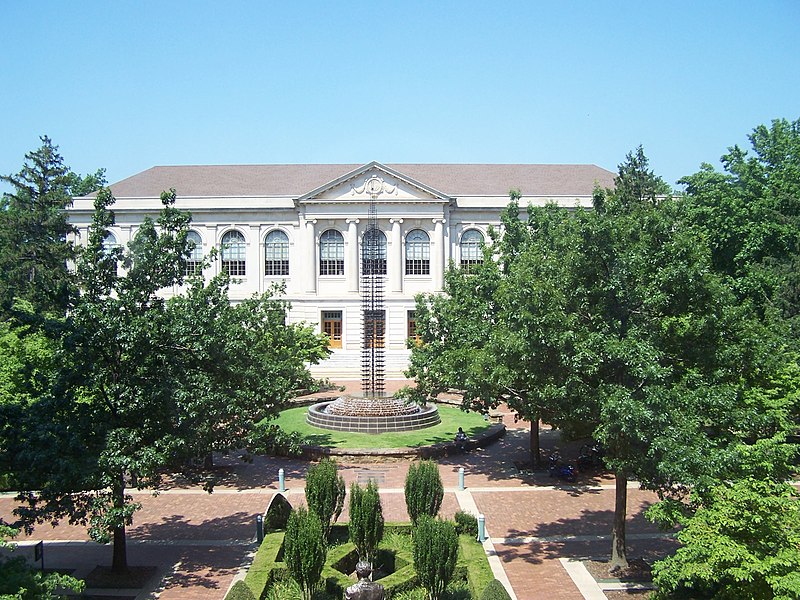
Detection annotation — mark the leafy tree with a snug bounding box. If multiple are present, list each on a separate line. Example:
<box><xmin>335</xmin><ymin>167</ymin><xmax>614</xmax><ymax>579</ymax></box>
<box><xmin>681</xmin><ymin>118</ymin><xmax>800</xmax><ymax>323</ymax></box>
<box><xmin>413</xmin><ymin>516</ymin><xmax>458</xmax><ymax>600</ymax></box>
<box><xmin>304</xmin><ymin>457</ymin><xmax>346</xmax><ymax>540</ymax></box>
<box><xmin>283</xmin><ymin>507</ymin><xmax>326</xmax><ymax>600</ymax></box>
<box><xmin>652</xmin><ymin>478</ymin><xmax>800</xmax><ymax>599</ymax></box>
<box><xmin>10</xmin><ymin>188</ymin><xmax>328</xmax><ymax>572</ymax></box>
<box><xmin>348</xmin><ymin>480</ymin><xmax>384</xmax><ymax>565</ymax></box>
<box><xmin>0</xmin><ymin>136</ymin><xmax>104</xmax><ymax>317</ymax></box>
<box><xmin>404</xmin><ymin>459</ymin><xmax>443</xmax><ymax>527</ymax></box>
<box><xmin>0</xmin><ymin>525</ymin><xmax>84</xmax><ymax>599</ymax></box>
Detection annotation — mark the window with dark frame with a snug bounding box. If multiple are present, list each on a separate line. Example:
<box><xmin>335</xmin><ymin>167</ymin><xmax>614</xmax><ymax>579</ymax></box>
<box><xmin>405</xmin><ymin>229</ymin><xmax>430</xmax><ymax>275</ymax></box>
<box><xmin>320</xmin><ymin>229</ymin><xmax>345</xmax><ymax>276</ymax></box>
<box><xmin>221</xmin><ymin>230</ymin><xmax>246</xmax><ymax>276</ymax></box>
<box><xmin>264</xmin><ymin>229</ymin><xmax>289</xmax><ymax>276</ymax></box>
<box><xmin>185</xmin><ymin>230</ymin><xmax>203</xmax><ymax>276</ymax></box>
<box><xmin>362</xmin><ymin>227</ymin><xmax>387</xmax><ymax>275</ymax></box>
<box><xmin>460</xmin><ymin>229</ymin><xmax>484</xmax><ymax>272</ymax></box>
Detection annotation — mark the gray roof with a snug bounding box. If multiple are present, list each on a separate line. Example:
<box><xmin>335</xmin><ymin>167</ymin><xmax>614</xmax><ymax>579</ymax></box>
<box><xmin>104</xmin><ymin>163</ymin><xmax>616</xmax><ymax>198</ymax></box>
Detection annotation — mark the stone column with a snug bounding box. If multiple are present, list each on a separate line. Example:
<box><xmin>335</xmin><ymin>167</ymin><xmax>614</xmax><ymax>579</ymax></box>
<box><xmin>346</xmin><ymin>218</ymin><xmax>360</xmax><ymax>293</ymax></box>
<box><xmin>305</xmin><ymin>218</ymin><xmax>317</xmax><ymax>293</ymax></box>
<box><xmin>432</xmin><ymin>218</ymin><xmax>445</xmax><ymax>291</ymax></box>
<box><xmin>389</xmin><ymin>218</ymin><xmax>403</xmax><ymax>293</ymax></box>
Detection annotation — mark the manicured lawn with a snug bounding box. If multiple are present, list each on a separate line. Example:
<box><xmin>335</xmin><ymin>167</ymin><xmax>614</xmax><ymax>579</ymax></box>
<box><xmin>271</xmin><ymin>404</ymin><xmax>491</xmax><ymax>449</ymax></box>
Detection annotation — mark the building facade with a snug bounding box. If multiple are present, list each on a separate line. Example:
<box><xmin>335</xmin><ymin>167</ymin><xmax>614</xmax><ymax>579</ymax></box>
<box><xmin>69</xmin><ymin>162</ymin><xmax>614</xmax><ymax>380</ymax></box>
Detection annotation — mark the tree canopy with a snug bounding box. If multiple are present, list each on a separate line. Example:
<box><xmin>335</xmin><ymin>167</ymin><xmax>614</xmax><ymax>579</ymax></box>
<box><xmin>3</xmin><ymin>170</ymin><xmax>329</xmax><ymax>572</ymax></box>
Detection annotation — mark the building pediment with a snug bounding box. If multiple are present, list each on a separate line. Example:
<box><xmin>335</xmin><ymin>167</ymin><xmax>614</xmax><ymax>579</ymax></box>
<box><xmin>297</xmin><ymin>162</ymin><xmax>452</xmax><ymax>205</ymax></box>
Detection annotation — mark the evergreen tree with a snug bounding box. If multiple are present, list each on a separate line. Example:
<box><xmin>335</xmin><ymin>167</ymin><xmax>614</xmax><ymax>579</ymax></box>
<box><xmin>283</xmin><ymin>507</ymin><xmax>326</xmax><ymax>600</ymax></box>
<box><xmin>304</xmin><ymin>457</ymin><xmax>346</xmax><ymax>540</ymax></box>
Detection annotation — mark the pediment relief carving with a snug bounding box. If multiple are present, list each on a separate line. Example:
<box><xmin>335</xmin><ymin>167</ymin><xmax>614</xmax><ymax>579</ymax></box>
<box><xmin>299</xmin><ymin>164</ymin><xmax>449</xmax><ymax>204</ymax></box>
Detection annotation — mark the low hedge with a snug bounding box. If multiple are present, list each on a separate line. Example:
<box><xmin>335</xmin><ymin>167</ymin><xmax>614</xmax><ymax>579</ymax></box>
<box><xmin>244</xmin><ymin>522</ymin><xmax>495</xmax><ymax>599</ymax></box>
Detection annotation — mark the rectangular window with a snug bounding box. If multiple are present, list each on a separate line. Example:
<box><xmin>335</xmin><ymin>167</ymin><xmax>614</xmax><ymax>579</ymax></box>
<box><xmin>222</xmin><ymin>260</ymin><xmax>246</xmax><ymax>276</ymax></box>
<box><xmin>320</xmin><ymin>258</ymin><xmax>344</xmax><ymax>276</ymax></box>
<box><xmin>364</xmin><ymin>310</ymin><xmax>385</xmax><ymax>349</ymax></box>
<box><xmin>265</xmin><ymin>258</ymin><xmax>289</xmax><ymax>276</ymax></box>
<box><xmin>184</xmin><ymin>260</ymin><xmax>202</xmax><ymax>277</ymax></box>
<box><xmin>405</xmin><ymin>258</ymin><xmax>430</xmax><ymax>275</ymax></box>
<box><xmin>322</xmin><ymin>311</ymin><xmax>343</xmax><ymax>349</ymax></box>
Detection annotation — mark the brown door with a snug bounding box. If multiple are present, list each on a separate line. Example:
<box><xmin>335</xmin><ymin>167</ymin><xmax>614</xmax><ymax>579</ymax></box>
<box><xmin>322</xmin><ymin>311</ymin><xmax>342</xmax><ymax>349</ymax></box>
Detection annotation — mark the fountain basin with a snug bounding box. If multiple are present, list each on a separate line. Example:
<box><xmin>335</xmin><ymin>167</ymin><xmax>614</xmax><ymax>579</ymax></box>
<box><xmin>307</xmin><ymin>400</ymin><xmax>441</xmax><ymax>433</ymax></box>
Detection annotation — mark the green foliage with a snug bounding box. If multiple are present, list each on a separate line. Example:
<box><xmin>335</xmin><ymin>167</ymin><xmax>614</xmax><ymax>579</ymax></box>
<box><xmin>479</xmin><ymin>579</ymin><xmax>512</xmax><ymax>600</ymax></box>
<box><xmin>304</xmin><ymin>458</ymin><xmax>346</xmax><ymax>540</ymax></box>
<box><xmin>283</xmin><ymin>507</ymin><xmax>327</xmax><ymax>600</ymax></box>
<box><xmin>0</xmin><ymin>525</ymin><xmax>84</xmax><ymax>599</ymax></box>
<box><xmin>652</xmin><ymin>478</ymin><xmax>800</xmax><ymax>599</ymax></box>
<box><xmin>5</xmin><ymin>185</ymin><xmax>329</xmax><ymax>572</ymax></box>
<box><xmin>413</xmin><ymin>516</ymin><xmax>459</xmax><ymax>600</ymax></box>
<box><xmin>0</xmin><ymin>136</ymin><xmax>101</xmax><ymax>317</ymax></box>
<box><xmin>453</xmin><ymin>510</ymin><xmax>478</xmax><ymax>538</ymax></box>
<box><xmin>224</xmin><ymin>579</ymin><xmax>257</xmax><ymax>600</ymax></box>
<box><xmin>404</xmin><ymin>460</ymin><xmax>444</xmax><ymax>526</ymax></box>
<box><xmin>348</xmin><ymin>480</ymin><xmax>384</xmax><ymax>564</ymax></box>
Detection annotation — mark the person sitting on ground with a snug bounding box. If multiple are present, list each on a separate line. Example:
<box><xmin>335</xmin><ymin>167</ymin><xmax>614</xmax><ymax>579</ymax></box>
<box><xmin>454</xmin><ymin>426</ymin><xmax>468</xmax><ymax>451</ymax></box>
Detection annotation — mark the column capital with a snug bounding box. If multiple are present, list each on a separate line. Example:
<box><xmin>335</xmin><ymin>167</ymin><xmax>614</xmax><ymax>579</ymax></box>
<box><xmin>346</xmin><ymin>218</ymin><xmax>360</xmax><ymax>225</ymax></box>
<box><xmin>390</xmin><ymin>218</ymin><xmax>404</xmax><ymax>225</ymax></box>
<box><xmin>432</xmin><ymin>218</ymin><xmax>447</xmax><ymax>225</ymax></box>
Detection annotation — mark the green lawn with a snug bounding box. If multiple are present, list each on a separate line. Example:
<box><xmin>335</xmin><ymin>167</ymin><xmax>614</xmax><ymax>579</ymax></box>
<box><xmin>271</xmin><ymin>404</ymin><xmax>491</xmax><ymax>449</ymax></box>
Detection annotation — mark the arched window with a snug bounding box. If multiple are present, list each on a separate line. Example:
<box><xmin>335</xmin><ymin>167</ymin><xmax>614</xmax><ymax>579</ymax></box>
<box><xmin>405</xmin><ymin>229</ymin><xmax>430</xmax><ymax>275</ymax></box>
<box><xmin>264</xmin><ymin>230</ymin><xmax>289</xmax><ymax>276</ymax></box>
<box><xmin>319</xmin><ymin>229</ymin><xmax>344</xmax><ymax>275</ymax></box>
<box><xmin>221</xmin><ymin>230</ymin><xmax>246</xmax><ymax>276</ymax></box>
<box><xmin>103</xmin><ymin>232</ymin><xmax>119</xmax><ymax>274</ymax></box>
<box><xmin>362</xmin><ymin>227</ymin><xmax>387</xmax><ymax>275</ymax></box>
<box><xmin>185</xmin><ymin>230</ymin><xmax>203</xmax><ymax>276</ymax></box>
<box><xmin>102</xmin><ymin>232</ymin><xmax>119</xmax><ymax>255</ymax></box>
<box><xmin>460</xmin><ymin>229</ymin><xmax>484</xmax><ymax>272</ymax></box>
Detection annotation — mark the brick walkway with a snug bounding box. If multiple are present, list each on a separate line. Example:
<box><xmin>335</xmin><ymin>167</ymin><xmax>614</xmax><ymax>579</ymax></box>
<box><xmin>0</xmin><ymin>381</ymin><xmax>676</xmax><ymax>599</ymax></box>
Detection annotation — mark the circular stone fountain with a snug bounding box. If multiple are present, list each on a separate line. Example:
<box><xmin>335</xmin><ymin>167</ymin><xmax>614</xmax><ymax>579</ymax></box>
<box><xmin>306</xmin><ymin>393</ymin><xmax>440</xmax><ymax>433</ymax></box>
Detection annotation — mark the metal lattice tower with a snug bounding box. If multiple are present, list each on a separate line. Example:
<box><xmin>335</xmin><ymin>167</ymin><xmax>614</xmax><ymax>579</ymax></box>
<box><xmin>361</xmin><ymin>179</ymin><xmax>385</xmax><ymax>397</ymax></box>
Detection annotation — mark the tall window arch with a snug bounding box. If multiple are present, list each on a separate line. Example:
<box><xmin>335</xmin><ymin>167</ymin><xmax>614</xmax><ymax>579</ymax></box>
<box><xmin>362</xmin><ymin>227</ymin><xmax>387</xmax><ymax>275</ymax></box>
<box><xmin>103</xmin><ymin>232</ymin><xmax>119</xmax><ymax>274</ymax></box>
<box><xmin>320</xmin><ymin>229</ymin><xmax>344</xmax><ymax>275</ymax></box>
<box><xmin>102</xmin><ymin>231</ymin><xmax>119</xmax><ymax>255</ymax></box>
<box><xmin>264</xmin><ymin>230</ymin><xmax>289</xmax><ymax>276</ymax></box>
<box><xmin>221</xmin><ymin>230</ymin><xmax>246</xmax><ymax>276</ymax></box>
<box><xmin>185</xmin><ymin>230</ymin><xmax>203</xmax><ymax>276</ymax></box>
<box><xmin>460</xmin><ymin>229</ymin><xmax>484</xmax><ymax>272</ymax></box>
<box><xmin>405</xmin><ymin>229</ymin><xmax>430</xmax><ymax>275</ymax></box>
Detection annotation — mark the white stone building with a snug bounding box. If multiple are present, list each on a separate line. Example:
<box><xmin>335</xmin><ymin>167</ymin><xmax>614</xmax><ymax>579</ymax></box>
<box><xmin>70</xmin><ymin>162</ymin><xmax>614</xmax><ymax>380</ymax></box>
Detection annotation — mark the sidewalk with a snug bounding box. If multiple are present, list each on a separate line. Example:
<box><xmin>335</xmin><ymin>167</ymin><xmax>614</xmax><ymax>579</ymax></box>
<box><xmin>0</xmin><ymin>381</ymin><xmax>675</xmax><ymax>599</ymax></box>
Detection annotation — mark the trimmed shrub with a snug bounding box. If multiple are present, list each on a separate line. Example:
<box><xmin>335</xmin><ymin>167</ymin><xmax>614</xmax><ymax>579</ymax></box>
<box><xmin>454</xmin><ymin>510</ymin><xmax>479</xmax><ymax>538</ymax></box>
<box><xmin>265</xmin><ymin>493</ymin><xmax>292</xmax><ymax>531</ymax></box>
<box><xmin>283</xmin><ymin>507</ymin><xmax>326</xmax><ymax>600</ymax></box>
<box><xmin>304</xmin><ymin>457</ymin><xmax>345</xmax><ymax>539</ymax></box>
<box><xmin>348</xmin><ymin>480</ymin><xmax>384</xmax><ymax>565</ymax></box>
<box><xmin>404</xmin><ymin>459</ymin><xmax>443</xmax><ymax>526</ymax></box>
<box><xmin>413</xmin><ymin>516</ymin><xmax>458</xmax><ymax>600</ymax></box>
<box><xmin>224</xmin><ymin>579</ymin><xmax>256</xmax><ymax>600</ymax></box>
<box><xmin>480</xmin><ymin>578</ymin><xmax>513</xmax><ymax>600</ymax></box>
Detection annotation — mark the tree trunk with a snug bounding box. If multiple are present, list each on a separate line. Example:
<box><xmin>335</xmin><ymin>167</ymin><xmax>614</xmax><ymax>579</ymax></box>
<box><xmin>203</xmin><ymin>452</ymin><xmax>214</xmax><ymax>469</ymax></box>
<box><xmin>111</xmin><ymin>475</ymin><xmax>128</xmax><ymax>572</ymax></box>
<box><xmin>610</xmin><ymin>471</ymin><xmax>628</xmax><ymax>571</ymax></box>
<box><xmin>530</xmin><ymin>416</ymin><xmax>541</xmax><ymax>469</ymax></box>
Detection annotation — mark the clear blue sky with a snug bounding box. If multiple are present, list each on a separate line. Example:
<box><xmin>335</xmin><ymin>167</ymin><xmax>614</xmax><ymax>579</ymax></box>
<box><xmin>2</xmin><ymin>1</ymin><xmax>798</xmax><ymax>191</ymax></box>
